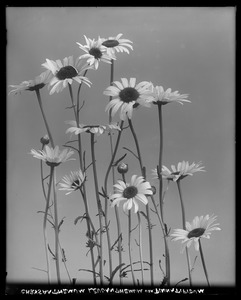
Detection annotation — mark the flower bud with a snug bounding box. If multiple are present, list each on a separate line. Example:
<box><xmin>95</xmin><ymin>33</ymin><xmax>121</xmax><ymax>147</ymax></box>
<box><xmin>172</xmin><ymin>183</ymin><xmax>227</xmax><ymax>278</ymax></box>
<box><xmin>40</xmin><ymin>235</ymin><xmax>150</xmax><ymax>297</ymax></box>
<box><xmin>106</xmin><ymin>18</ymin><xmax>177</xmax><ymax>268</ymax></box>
<box><xmin>40</xmin><ymin>134</ymin><xmax>50</xmax><ymax>145</ymax></box>
<box><xmin>150</xmin><ymin>185</ymin><xmax>156</xmax><ymax>195</ymax></box>
<box><xmin>117</xmin><ymin>162</ymin><xmax>128</xmax><ymax>174</ymax></box>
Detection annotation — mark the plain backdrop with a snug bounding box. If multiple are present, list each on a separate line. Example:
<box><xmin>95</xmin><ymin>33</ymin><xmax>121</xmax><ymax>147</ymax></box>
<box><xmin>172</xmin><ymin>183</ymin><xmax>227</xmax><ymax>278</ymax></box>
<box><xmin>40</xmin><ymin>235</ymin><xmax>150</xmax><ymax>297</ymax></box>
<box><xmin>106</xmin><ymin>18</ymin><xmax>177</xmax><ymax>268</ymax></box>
<box><xmin>7</xmin><ymin>7</ymin><xmax>235</xmax><ymax>287</ymax></box>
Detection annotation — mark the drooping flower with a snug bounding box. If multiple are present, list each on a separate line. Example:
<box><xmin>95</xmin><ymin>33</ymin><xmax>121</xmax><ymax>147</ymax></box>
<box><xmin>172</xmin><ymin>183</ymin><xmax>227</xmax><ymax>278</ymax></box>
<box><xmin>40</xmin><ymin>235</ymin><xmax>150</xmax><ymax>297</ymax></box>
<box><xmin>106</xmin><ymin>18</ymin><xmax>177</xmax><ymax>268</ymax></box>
<box><xmin>41</xmin><ymin>56</ymin><xmax>91</xmax><ymax>95</ymax></box>
<box><xmin>104</xmin><ymin>78</ymin><xmax>153</xmax><ymax>120</ymax></box>
<box><xmin>59</xmin><ymin>170</ymin><xmax>85</xmax><ymax>195</ymax></box>
<box><xmin>171</xmin><ymin>214</ymin><xmax>221</xmax><ymax>252</ymax></box>
<box><xmin>30</xmin><ymin>145</ymin><xmax>75</xmax><ymax>167</ymax></box>
<box><xmin>102</xmin><ymin>33</ymin><xmax>133</xmax><ymax>56</ymax></box>
<box><xmin>110</xmin><ymin>175</ymin><xmax>153</xmax><ymax>213</ymax></box>
<box><xmin>149</xmin><ymin>84</ymin><xmax>191</xmax><ymax>105</ymax></box>
<box><xmin>66</xmin><ymin>120</ymin><xmax>121</xmax><ymax>137</ymax></box>
<box><xmin>8</xmin><ymin>70</ymin><xmax>52</xmax><ymax>95</ymax></box>
<box><xmin>152</xmin><ymin>161</ymin><xmax>205</xmax><ymax>182</ymax></box>
<box><xmin>77</xmin><ymin>35</ymin><xmax>115</xmax><ymax>69</ymax></box>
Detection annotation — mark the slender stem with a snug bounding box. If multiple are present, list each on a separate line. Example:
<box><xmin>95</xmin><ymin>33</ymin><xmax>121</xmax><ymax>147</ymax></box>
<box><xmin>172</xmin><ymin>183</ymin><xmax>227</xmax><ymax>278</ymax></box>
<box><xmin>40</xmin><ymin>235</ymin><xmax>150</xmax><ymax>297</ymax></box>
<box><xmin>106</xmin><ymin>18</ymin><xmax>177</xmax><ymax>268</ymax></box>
<box><xmin>176</xmin><ymin>180</ymin><xmax>193</xmax><ymax>286</ymax></box>
<box><xmin>157</xmin><ymin>103</ymin><xmax>170</xmax><ymax>286</ymax></box>
<box><xmin>52</xmin><ymin>167</ymin><xmax>61</xmax><ymax>284</ymax></box>
<box><xmin>127</xmin><ymin>118</ymin><xmax>154</xmax><ymax>285</ymax></box>
<box><xmin>69</xmin><ymin>81</ymin><xmax>97</xmax><ymax>284</ymax></box>
<box><xmin>104</xmin><ymin>121</ymin><xmax>124</xmax><ymax>195</ymax></box>
<box><xmin>157</xmin><ymin>104</ymin><xmax>164</xmax><ymax>222</ymax></box>
<box><xmin>43</xmin><ymin>166</ymin><xmax>54</xmax><ymax>284</ymax></box>
<box><xmin>90</xmin><ymin>133</ymin><xmax>104</xmax><ymax>284</ymax></box>
<box><xmin>128</xmin><ymin>210</ymin><xmax>136</xmax><ymax>285</ymax></box>
<box><xmin>78</xmin><ymin>189</ymin><xmax>97</xmax><ymax>285</ymax></box>
<box><xmin>199</xmin><ymin>239</ymin><xmax>210</xmax><ymax>287</ymax></box>
<box><xmin>114</xmin><ymin>206</ymin><xmax>123</xmax><ymax>285</ymax></box>
<box><xmin>35</xmin><ymin>89</ymin><xmax>54</xmax><ymax>148</ymax></box>
<box><xmin>137</xmin><ymin>212</ymin><xmax>144</xmax><ymax>285</ymax></box>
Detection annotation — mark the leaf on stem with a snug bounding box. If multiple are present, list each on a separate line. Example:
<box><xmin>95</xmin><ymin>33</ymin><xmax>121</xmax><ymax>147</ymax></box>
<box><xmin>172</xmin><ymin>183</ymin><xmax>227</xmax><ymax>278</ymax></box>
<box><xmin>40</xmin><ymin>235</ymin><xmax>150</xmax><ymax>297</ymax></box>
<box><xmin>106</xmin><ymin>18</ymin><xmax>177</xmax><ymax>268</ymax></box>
<box><xmin>122</xmin><ymin>147</ymin><xmax>139</xmax><ymax>160</ymax></box>
<box><xmin>61</xmin><ymin>248</ymin><xmax>67</xmax><ymax>262</ymax></box>
<box><xmin>47</xmin><ymin>244</ymin><xmax>56</xmax><ymax>260</ymax></box>
<box><xmin>110</xmin><ymin>233</ymin><xmax>122</xmax><ymax>251</ymax></box>
<box><xmin>74</xmin><ymin>214</ymin><xmax>87</xmax><ymax>225</ymax></box>
<box><xmin>174</xmin><ymin>278</ymin><xmax>188</xmax><ymax>287</ymax></box>
<box><xmin>78</xmin><ymin>268</ymin><xmax>100</xmax><ymax>278</ymax></box>
<box><xmin>58</xmin><ymin>217</ymin><xmax>65</xmax><ymax>232</ymax></box>
<box><xmin>112</xmin><ymin>153</ymin><xmax>127</xmax><ymax>167</ymax></box>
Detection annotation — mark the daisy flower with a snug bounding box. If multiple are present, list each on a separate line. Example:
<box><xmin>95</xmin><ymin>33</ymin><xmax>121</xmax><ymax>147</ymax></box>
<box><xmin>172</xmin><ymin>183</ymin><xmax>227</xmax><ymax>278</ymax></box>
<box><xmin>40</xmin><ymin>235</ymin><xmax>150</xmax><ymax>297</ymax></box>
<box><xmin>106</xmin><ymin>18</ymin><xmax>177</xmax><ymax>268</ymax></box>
<box><xmin>102</xmin><ymin>33</ymin><xmax>133</xmax><ymax>56</ymax></box>
<box><xmin>66</xmin><ymin>120</ymin><xmax>121</xmax><ymax>137</ymax></box>
<box><xmin>41</xmin><ymin>56</ymin><xmax>91</xmax><ymax>95</ymax></box>
<box><xmin>30</xmin><ymin>145</ymin><xmax>75</xmax><ymax>167</ymax></box>
<box><xmin>59</xmin><ymin>170</ymin><xmax>86</xmax><ymax>195</ymax></box>
<box><xmin>8</xmin><ymin>70</ymin><xmax>52</xmax><ymax>95</ymax></box>
<box><xmin>110</xmin><ymin>175</ymin><xmax>153</xmax><ymax>213</ymax></box>
<box><xmin>171</xmin><ymin>214</ymin><xmax>221</xmax><ymax>252</ymax></box>
<box><xmin>104</xmin><ymin>78</ymin><xmax>153</xmax><ymax>120</ymax></box>
<box><xmin>152</xmin><ymin>161</ymin><xmax>205</xmax><ymax>182</ymax></box>
<box><xmin>149</xmin><ymin>84</ymin><xmax>191</xmax><ymax>105</ymax></box>
<box><xmin>77</xmin><ymin>35</ymin><xmax>115</xmax><ymax>69</ymax></box>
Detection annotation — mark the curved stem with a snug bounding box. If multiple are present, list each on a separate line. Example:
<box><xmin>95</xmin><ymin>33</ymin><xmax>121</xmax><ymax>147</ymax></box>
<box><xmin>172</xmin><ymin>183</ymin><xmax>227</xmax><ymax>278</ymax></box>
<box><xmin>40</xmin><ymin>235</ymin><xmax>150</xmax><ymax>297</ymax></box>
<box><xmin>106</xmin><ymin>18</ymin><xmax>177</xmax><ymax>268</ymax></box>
<box><xmin>104</xmin><ymin>121</ymin><xmax>124</xmax><ymax>195</ymax></box>
<box><xmin>52</xmin><ymin>167</ymin><xmax>61</xmax><ymax>284</ymax></box>
<box><xmin>79</xmin><ymin>188</ymin><xmax>97</xmax><ymax>285</ymax></box>
<box><xmin>137</xmin><ymin>212</ymin><xmax>144</xmax><ymax>285</ymax></box>
<box><xmin>43</xmin><ymin>166</ymin><xmax>54</xmax><ymax>284</ymax></box>
<box><xmin>176</xmin><ymin>180</ymin><xmax>193</xmax><ymax>286</ymax></box>
<box><xmin>90</xmin><ymin>133</ymin><xmax>104</xmax><ymax>285</ymax></box>
<box><xmin>127</xmin><ymin>118</ymin><xmax>154</xmax><ymax>285</ymax></box>
<box><xmin>69</xmin><ymin>81</ymin><xmax>97</xmax><ymax>284</ymax></box>
<box><xmin>128</xmin><ymin>210</ymin><xmax>135</xmax><ymax>285</ymax></box>
<box><xmin>35</xmin><ymin>89</ymin><xmax>54</xmax><ymax>148</ymax></box>
<box><xmin>199</xmin><ymin>239</ymin><xmax>210</xmax><ymax>287</ymax></box>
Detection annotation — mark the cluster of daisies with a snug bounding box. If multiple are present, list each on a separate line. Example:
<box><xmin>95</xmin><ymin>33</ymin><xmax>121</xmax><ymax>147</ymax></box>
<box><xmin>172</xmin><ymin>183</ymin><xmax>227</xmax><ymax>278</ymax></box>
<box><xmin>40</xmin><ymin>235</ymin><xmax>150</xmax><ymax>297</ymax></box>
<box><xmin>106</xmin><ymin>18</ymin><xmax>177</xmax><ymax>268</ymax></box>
<box><xmin>9</xmin><ymin>33</ymin><xmax>220</xmax><ymax>254</ymax></box>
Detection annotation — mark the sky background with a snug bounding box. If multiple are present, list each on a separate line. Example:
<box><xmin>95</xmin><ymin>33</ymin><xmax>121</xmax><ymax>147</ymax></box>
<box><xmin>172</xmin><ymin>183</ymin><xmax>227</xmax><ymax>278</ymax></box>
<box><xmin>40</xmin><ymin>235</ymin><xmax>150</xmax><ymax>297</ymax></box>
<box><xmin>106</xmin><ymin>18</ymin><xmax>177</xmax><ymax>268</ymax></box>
<box><xmin>7</xmin><ymin>7</ymin><xmax>235</xmax><ymax>287</ymax></box>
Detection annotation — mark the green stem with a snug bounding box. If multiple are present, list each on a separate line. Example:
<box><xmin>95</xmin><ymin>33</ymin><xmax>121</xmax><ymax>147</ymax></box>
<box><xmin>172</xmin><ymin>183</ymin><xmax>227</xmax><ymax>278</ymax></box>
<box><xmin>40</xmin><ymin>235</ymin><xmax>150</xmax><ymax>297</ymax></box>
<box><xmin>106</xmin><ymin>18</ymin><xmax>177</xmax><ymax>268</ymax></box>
<box><xmin>137</xmin><ymin>212</ymin><xmax>144</xmax><ymax>285</ymax></box>
<box><xmin>127</xmin><ymin>118</ymin><xmax>154</xmax><ymax>285</ymax></box>
<box><xmin>43</xmin><ymin>166</ymin><xmax>54</xmax><ymax>284</ymax></box>
<box><xmin>35</xmin><ymin>89</ymin><xmax>54</xmax><ymax>148</ymax></box>
<box><xmin>52</xmin><ymin>166</ymin><xmax>61</xmax><ymax>284</ymax></box>
<box><xmin>90</xmin><ymin>133</ymin><xmax>104</xmax><ymax>285</ymax></box>
<box><xmin>198</xmin><ymin>239</ymin><xmax>210</xmax><ymax>287</ymax></box>
<box><xmin>157</xmin><ymin>103</ymin><xmax>170</xmax><ymax>286</ymax></box>
<box><xmin>176</xmin><ymin>180</ymin><xmax>193</xmax><ymax>286</ymax></box>
<box><xmin>128</xmin><ymin>210</ymin><xmax>135</xmax><ymax>285</ymax></box>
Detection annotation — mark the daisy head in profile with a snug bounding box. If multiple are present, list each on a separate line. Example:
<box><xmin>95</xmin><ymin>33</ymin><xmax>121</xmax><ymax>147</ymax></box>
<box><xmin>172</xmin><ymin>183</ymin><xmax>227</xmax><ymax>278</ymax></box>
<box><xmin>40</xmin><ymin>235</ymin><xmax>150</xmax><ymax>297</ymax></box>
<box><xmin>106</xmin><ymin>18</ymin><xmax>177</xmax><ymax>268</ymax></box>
<box><xmin>109</xmin><ymin>175</ymin><xmax>153</xmax><ymax>213</ymax></box>
<box><xmin>8</xmin><ymin>70</ymin><xmax>52</xmax><ymax>95</ymax></box>
<box><xmin>42</xmin><ymin>56</ymin><xmax>92</xmax><ymax>95</ymax></box>
<box><xmin>59</xmin><ymin>169</ymin><xmax>86</xmax><ymax>195</ymax></box>
<box><xmin>104</xmin><ymin>78</ymin><xmax>153</xmax><ymax>120</ymax></box>
<box><xmin>77</xmin><ymin>35</ymin><xmax>115</xmax><ymax>70</ymax></box>
<box><xmin>101</xmin><ymin>33</ymin><xmax>133</xmax><ymax>56</ymax></box>
<box><xmin>149</xmin><ymin>84</ymin><xmax>191</xmax><ymax>106</ymax></box>
<box><xmin>152</xmin><ymin>161</ymin><xmax>205</xmax><ymax>182</ymax></box>
<box><xmin>171</xmin><ymin>214</ymin><xmax>221</xmax><ymax>252</ymax></box>
<box><xmin>65</xmin><ymin>121</ymin><xmax>121</xmax><ymax>137</ymax></box>
<box><xmin>30</xmin><ymin>145</ymin><xmax>75</xmax><ymax>167</ymax></box>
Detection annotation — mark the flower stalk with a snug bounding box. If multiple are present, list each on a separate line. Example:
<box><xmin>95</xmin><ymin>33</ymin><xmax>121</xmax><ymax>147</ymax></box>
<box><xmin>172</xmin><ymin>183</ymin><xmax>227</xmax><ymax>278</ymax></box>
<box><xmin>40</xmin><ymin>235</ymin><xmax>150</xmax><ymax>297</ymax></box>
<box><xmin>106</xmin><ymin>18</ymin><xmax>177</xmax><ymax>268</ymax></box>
<box><xmin>157</xmin><ymin>103</ymin><xmax>171</xmax><ymax>286</ymax></box>
<box><xmin>176</xmin><ymin>179</ymin><xmax>193</xmax><ymax>286</ymax></box>
<box><xmin>127</xmin><ymin>118</ymin><xmax>154</xmax><ymax>285</ymax></box>
<box><xmin>90</xmin><ymin>133</ymin><xmax>104</xmax><ymax>284</ymax></box>
<box><xmin>198</xmin><ymin>239</ymin><xmax>210</xmax><ymax>287</ymax></box>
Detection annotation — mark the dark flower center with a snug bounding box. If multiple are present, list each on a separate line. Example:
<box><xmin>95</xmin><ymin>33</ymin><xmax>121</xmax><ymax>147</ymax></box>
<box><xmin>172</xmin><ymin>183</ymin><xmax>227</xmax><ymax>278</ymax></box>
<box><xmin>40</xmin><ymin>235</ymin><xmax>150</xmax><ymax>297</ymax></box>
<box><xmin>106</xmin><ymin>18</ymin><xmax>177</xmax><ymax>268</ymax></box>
<box><xmin>89</xmin><ymin>47</ymin><xmax>103</xmax><ymax>59</ymax></box>
<box><xmin>119</xmin><ymin>87</ymin><xmax>140</xmax><ymax>103</ymax></box>
<box><xmin>102</xmin><ymin>39</ymin><xmax>119</xmax><ymax>48</ymax></box>
<box><xmin>71</xmin><ymin>179</ymin><xmax>80</xmax><ymax>189</ymax></box>
<box><xmin>46</xmin><ymin>161</ymin><xmax>61</xmax><ymax>167</ymax></box>
<box><xmin>27</xmin><ymin>83</ymin><xmax>45</xmax><ymax>91</ymax></box>
<box><xmin>123</xmin><ymin>186</ymin><xmax>138</xmax><ymax>199</ymax></box>
<box><xmin>56</xmin><ymin>66</ymin><xmax>78</xmax><ymax>80</ymax></box>
<box><xmin>187</xmin><ymin>228</ymin><xmax>205</xmax><ymax>239</ymax></box>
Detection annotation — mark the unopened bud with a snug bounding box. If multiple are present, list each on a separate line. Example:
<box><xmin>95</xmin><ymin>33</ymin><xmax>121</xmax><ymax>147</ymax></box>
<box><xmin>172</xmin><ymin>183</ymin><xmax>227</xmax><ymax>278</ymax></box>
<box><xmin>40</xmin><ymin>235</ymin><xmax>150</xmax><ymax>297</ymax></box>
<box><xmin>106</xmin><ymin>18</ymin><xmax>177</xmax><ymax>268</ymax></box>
<box><xmin>117</xmin><ymin>162</ymin><xmax>128</xmax><ymax>174</ymax></box>
<box><xmin>151</xmin><ymin>185</ymin><xmax>156</xmax><ymax>195</ymax></box>
<box><xmin>40</xmin><ymin>135</ymin><xmax>50</xmax><ymax>145</ymax></box>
